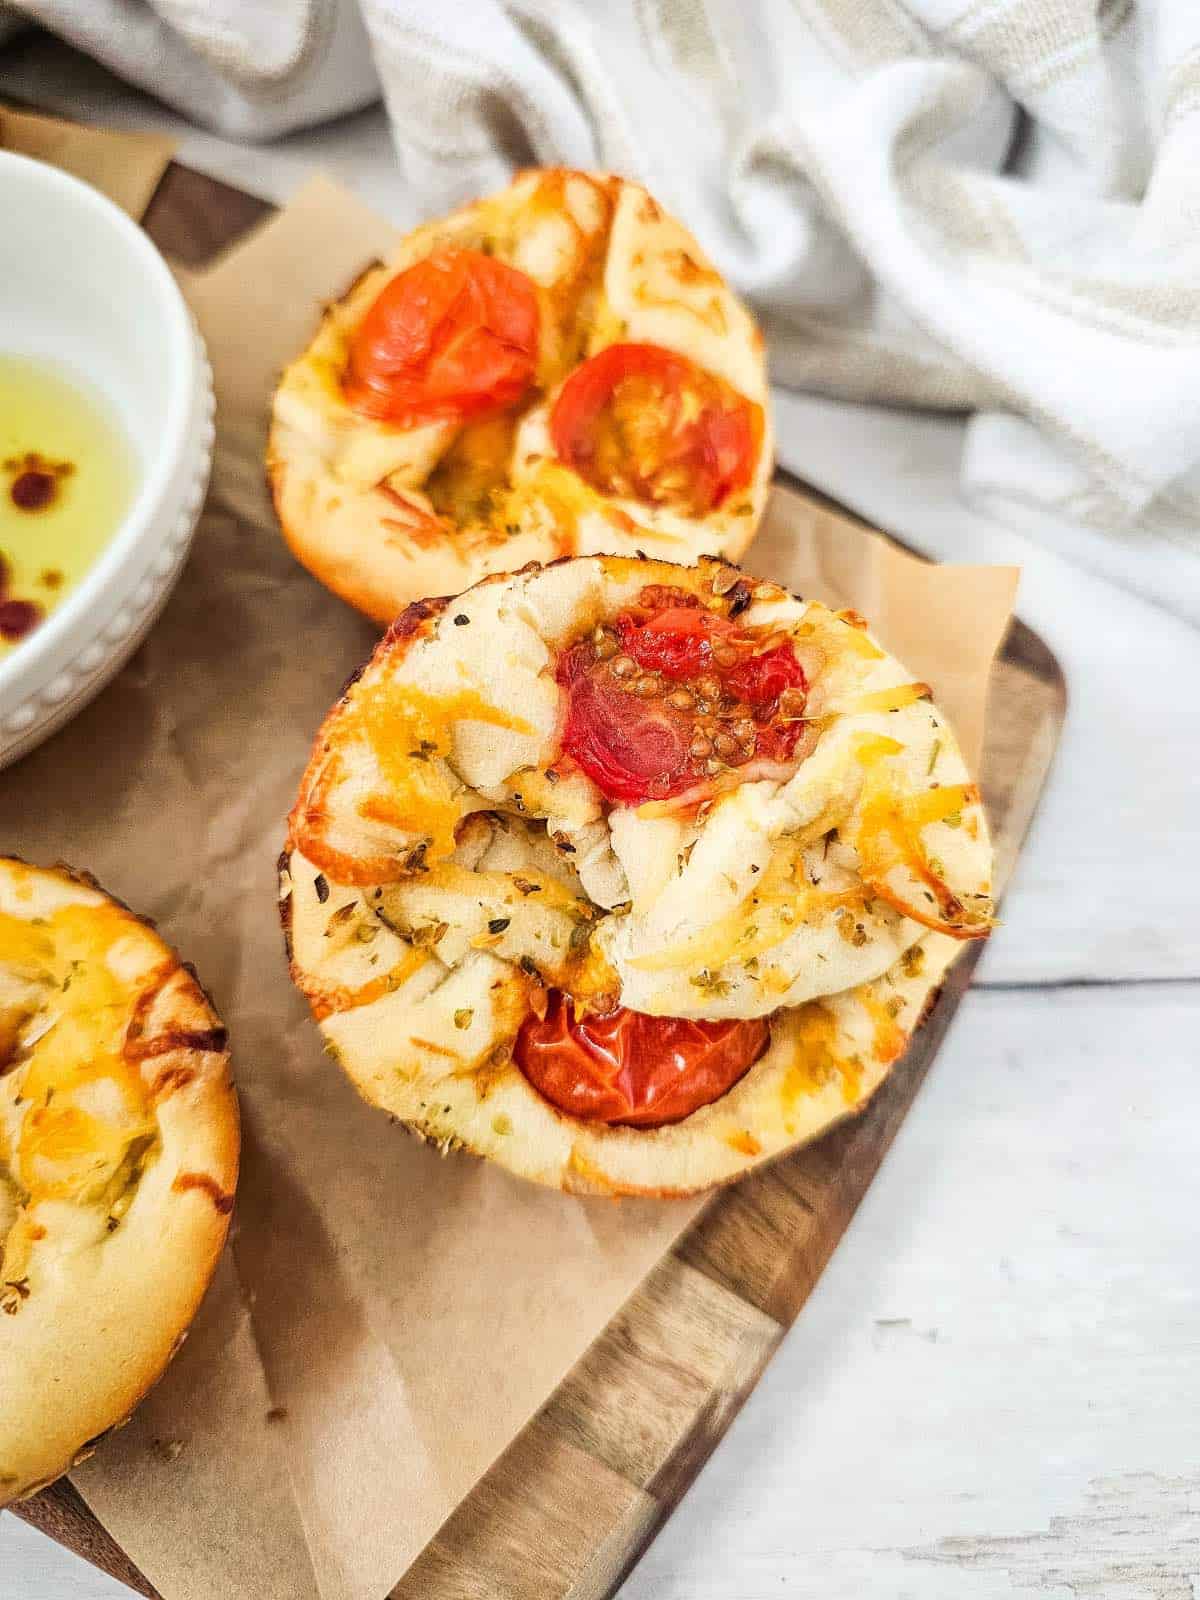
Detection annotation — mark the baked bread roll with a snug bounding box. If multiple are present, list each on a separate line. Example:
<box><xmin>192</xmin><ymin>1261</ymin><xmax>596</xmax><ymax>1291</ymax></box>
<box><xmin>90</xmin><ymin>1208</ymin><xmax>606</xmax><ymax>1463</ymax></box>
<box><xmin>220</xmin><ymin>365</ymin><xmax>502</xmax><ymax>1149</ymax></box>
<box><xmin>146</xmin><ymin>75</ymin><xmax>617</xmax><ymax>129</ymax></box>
<box><xmin>0</xmin><ymin>860</ymin><xmax>238</xmax><ymax>1504</ymax></box>
<box><xmin>269</xmin><ymin>170</ymin><xmax>771</xmax><ymax>624</ymax></box>
<box><xmin>283</xmin><ymin>556</ymin><xmax>991</xmax><ymax>1195</ymax></box>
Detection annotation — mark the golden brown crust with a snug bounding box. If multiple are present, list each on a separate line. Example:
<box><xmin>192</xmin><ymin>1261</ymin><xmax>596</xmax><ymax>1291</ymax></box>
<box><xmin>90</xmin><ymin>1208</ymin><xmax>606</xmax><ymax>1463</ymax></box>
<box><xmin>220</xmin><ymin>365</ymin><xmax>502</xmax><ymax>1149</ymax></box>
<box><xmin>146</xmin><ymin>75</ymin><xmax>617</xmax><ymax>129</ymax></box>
<box><xmin>0</xmin><ymin>860</ymin><xmax>239</xmax><ymax>1505</ymax></box>
<box><xmin>268</xmin><ymin>170</ymin><xmax>773</xmax><ymax>626</ymax></box>
<box><xmin>287</xmin><ymin>593</ymin><xmax>454</xmax><ymax>882</ymax></box>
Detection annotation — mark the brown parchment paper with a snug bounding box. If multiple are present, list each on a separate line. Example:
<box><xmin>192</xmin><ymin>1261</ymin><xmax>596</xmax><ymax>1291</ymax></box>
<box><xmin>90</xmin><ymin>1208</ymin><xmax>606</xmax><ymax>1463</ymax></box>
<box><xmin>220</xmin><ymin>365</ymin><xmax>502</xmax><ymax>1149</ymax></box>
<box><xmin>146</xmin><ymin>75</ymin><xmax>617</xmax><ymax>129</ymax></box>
<box><xmin>0</xmin><ymin>102</ymin><xmax>173</xmax><ymax>219</ymax></box>
<box><xmin>2</xmin><ymin>137</ymin><xmax>1018</xmax><ymax>1600</ymax></box>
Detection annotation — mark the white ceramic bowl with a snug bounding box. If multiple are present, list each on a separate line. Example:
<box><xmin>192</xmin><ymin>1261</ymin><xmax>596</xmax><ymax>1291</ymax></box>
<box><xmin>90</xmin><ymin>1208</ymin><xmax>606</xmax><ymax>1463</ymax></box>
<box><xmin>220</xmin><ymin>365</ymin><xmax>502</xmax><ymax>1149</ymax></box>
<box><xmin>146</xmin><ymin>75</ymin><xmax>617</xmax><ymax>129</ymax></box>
<box><xmin>0</xmin><ymin>151</ymin><xmax>213</xmax><ymax>769</ymax></box>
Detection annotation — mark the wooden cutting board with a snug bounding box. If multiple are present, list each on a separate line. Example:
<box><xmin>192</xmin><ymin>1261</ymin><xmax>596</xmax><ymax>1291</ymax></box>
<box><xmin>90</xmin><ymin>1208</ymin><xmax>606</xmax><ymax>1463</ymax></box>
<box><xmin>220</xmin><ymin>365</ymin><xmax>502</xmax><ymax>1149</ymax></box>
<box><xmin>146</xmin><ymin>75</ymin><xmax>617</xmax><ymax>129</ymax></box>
<box><xmin>11</xmin><ymin>164</ymin><xmax>1066</xmax><ymax>1600</ymax></box>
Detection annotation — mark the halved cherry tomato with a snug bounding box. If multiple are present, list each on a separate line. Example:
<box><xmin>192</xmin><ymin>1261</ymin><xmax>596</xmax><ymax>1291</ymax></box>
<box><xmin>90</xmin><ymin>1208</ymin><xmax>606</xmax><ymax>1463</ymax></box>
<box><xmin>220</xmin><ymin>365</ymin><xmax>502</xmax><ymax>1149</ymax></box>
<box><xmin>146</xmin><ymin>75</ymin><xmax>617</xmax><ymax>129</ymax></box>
<box><xmin>515</xmin><ymin>990</ymin><xmax>769</xmax><ymax>1127</ymax></box>
<box><xmin>557</xmin><ymin>591</ymin><xmax>808</xmax><ymax>804</ymax></box>
<box><xmin>723</xmin><ymin>640</ymin><xmax>805</xmax><ymax>710</ymax></box>
<box><xmin>550</xmin><ymin>342</ymin><xmax>761</xmax><ymax>515</ymax></box>
<box><xmin>618</xmin><ymin>604</ymin><xmax>734</xmax><ymax>679</ymax></box>
<box><xmin>344</xmin><ymin>248</ymin><xmax>540</xmax><ymax>426</ymax></box>
<box><xmin>557</xmin><ymin>639</ymin><xmax>692</xmax><ymax>804</ymax></box>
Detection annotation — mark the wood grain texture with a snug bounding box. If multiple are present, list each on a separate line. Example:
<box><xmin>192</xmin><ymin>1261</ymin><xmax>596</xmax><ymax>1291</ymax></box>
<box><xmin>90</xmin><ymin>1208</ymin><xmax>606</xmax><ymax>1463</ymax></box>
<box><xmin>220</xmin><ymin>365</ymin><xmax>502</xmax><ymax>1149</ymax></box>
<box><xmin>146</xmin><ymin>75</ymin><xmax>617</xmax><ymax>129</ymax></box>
<box><xmin>13</xmin><ymin>163</ymin><xmax>1066</xmax><ymax>1600</ymax></box>
<box><xmin>9</xmin><ymin>1478</ymin><xmax>156</xmax><ymax>1599</ymax></box>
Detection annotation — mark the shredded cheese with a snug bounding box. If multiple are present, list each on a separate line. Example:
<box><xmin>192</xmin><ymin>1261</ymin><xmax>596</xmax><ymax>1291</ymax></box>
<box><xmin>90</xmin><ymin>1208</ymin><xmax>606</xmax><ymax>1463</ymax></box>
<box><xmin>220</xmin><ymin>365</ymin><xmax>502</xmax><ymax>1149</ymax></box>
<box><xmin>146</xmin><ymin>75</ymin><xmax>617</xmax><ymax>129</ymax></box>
<box><xmin>351</xmin><ymin>680</ymin><xmax>533</xmax><ymax>865</ymax></box>
<box><xmin>780</xmin><ymin>1003</ymin><xmax>862</xmax><ymax>1124</ymax></box>
<box><xmin>0</xmin><ymin>903</ymin><xmax>156</xmax><ymax>1210</ymax></box>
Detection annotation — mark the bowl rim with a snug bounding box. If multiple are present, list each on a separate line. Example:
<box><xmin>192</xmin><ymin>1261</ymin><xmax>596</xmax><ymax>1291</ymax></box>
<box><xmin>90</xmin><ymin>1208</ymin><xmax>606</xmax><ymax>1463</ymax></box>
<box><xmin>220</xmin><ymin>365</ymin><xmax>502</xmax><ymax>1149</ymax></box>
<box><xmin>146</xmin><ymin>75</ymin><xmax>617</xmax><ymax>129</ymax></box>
<box><xmin>0</xmin><ymin>149</ymin><xmax>197</xmax><ymax>699</ymax></box>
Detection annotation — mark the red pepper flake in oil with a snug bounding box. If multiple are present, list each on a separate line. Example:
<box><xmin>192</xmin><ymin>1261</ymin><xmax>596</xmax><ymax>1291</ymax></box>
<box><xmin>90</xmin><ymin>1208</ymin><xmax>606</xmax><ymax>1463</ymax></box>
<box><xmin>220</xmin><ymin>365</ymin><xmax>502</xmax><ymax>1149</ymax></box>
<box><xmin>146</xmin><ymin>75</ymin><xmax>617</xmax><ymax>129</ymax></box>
<box><xmin>0</xmin><ymin>598</ymin><xmax>41</xmax><ymax>641</ymax></box>
<box><xmin>4</xmin><ymin>452</ymin><xmax>73</xmax><ymax>514</ymax></box>
<box><xmin>10</xmin><ymin>470</ymin><xmax>56</xmax><ymax>512</ymax></box>
<box><xmin>0</xmin><ymin>452</ymin><xmax>76</xmax><ymax>645</ymax></box>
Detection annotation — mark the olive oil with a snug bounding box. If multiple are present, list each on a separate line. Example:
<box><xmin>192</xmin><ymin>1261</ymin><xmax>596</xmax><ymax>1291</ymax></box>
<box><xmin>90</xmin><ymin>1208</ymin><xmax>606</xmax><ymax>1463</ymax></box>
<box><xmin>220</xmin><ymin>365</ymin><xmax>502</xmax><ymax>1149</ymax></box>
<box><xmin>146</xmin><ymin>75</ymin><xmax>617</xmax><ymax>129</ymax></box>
<box><xmin>0</xmin><ymin>354</ymin><xmax>136</xmax><ymax>657</ymax></box>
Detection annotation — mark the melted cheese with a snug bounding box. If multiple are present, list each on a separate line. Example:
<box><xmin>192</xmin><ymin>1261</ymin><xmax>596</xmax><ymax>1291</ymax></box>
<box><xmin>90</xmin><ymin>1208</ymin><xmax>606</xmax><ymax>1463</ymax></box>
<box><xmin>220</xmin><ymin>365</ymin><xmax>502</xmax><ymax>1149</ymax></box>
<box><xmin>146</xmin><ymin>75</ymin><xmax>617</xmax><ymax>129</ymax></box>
<box><xmin>794</xmin><ymin>606</ymin><xmax>885</xmax><ymax>662</ymax></box>
<box><xmin>840</xmin><ymin>681</ymin><xmax>933</xmax><ymax>716</ymax></box>
<box><xmin>414</xmin><ymin>862</ymin><xmax>591</xmax><ymax>917</ymax></box>
<box><xmin>426</xmin><ymin>413</ymin><xmax>518</xmax><ymax>527</ymax></box>
<box><xmin>858</xmin><ymin>987</ymin><xmax>907</xmax><ymax>1063</ymax></box>
<box><xmin>506</xmin><ymin>459</ymin><xmax>631</xmax><ymax>555</ymax></box>
<box><xmin>780</xmin><ymin>1003</ymin><xmax>863</xmax><ymax>1123</ymax></box>
<box><xmin>628</xmin><ymin>847</ymin><xmax>865</xmax><ymax>975</ymax></box>
<box><xmin>848</xmin><ymin>772</ymin><xmax>990</xmax><ymax>932</ymax></box>
<box><xmin>0</xmin><ymin>903</ymin><xmax>155</xmax><ymax>1210</ymax></box>
<box><xmin>313</xmin><ymin>945</ymin><xmax>431</xmax><ymax>1020</ymax></box>
<box><xmin>350</xmin><ymin>680</ymin><xmax>533</xmax><ymax>865</ymax></box>
<box><xmin>633</xmin><ymin>733</ymin><xmax>905</xmax><ymax>980</ymax></box>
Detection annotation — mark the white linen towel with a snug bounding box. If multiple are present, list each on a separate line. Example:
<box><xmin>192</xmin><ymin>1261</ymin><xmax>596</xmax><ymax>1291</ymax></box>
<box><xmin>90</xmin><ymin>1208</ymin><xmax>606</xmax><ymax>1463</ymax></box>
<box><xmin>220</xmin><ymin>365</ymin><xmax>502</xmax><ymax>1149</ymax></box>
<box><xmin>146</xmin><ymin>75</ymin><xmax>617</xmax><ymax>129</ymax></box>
<box><xmin>6</xmin><ymin>0</ymin><xmax>1200</xmax><ymax>620</ymax></box>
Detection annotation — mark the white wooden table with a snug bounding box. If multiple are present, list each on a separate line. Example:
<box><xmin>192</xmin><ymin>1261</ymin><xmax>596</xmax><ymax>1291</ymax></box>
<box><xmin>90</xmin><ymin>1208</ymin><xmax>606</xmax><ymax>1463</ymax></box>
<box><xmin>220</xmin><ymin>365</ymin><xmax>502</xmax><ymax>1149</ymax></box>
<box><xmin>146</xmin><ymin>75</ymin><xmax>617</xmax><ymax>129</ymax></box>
<box><xmin>3</xmin><ymin>35</ymin><xmax>1198</xmax><ymax>1599</ymax></box>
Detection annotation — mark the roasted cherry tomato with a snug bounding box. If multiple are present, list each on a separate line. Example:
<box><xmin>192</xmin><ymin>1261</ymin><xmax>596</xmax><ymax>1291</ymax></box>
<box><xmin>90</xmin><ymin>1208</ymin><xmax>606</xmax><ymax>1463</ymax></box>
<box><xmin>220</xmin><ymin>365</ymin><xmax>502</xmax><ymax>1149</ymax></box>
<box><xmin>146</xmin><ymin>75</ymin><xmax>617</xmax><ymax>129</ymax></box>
<box><xmin>557</xmin><ymin>639</ymin><xmax>692</xmax><ymax>804</ymax></box>
<box><xmin>549</xmin><ymin>342</ymin><xmax>761</xmax><ymax>515</ymax></box>
<box><xmin>557</xmin><ymin>589</ymin><xmax>808</xmax><ymax>804</ymax></box>
<box><xmin>722</xmin><ymin>640</ymin><xmax>805</xmax><ymax>711</ymax></box>
<box><xmin>515</xmin><ymin>990</ymin><xmax>769</xmax><ymax>1127</ymax></box>
<box><xmin>618</xmin><ymin>604</ymin><xmax>733</xmax><ymax>679</ymax></box>
<box><xmin>344</xmin><ymin>248</ymin><xmax>540</xmax><ymax>426</ymax></box>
